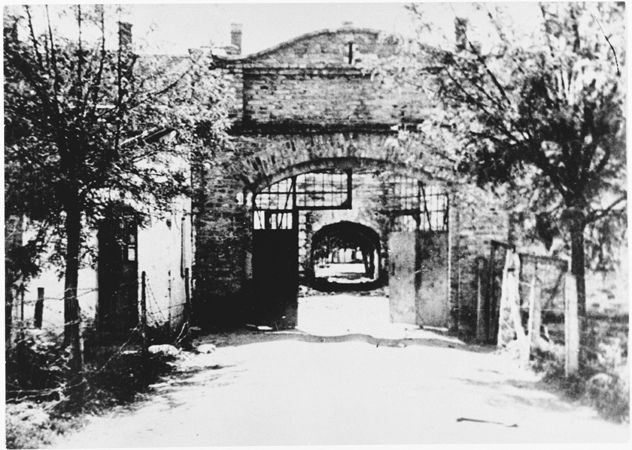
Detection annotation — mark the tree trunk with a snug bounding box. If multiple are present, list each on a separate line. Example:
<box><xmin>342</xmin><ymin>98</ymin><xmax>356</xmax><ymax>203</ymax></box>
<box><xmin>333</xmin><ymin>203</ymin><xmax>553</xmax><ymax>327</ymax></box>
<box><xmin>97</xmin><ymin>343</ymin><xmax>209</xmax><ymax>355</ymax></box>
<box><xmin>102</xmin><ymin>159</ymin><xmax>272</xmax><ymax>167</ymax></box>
<box><xmin>5</xmin><ymin>284</ymin><xmax>13</xmax><ymax>344</ymax></box>
<box><xmin>63</xmin><ymin>205</ymin><xmax>83</xmax><ymax>374</ymax></box>
<box><xmin>569</xmin><ymin>225</ymin><xmax>586</xmax><ymax>319</ymax></box>
<box><xmin>566</xmin><ymin>208</ymin><xmax>587</xmax><ymax>360</ymax></box>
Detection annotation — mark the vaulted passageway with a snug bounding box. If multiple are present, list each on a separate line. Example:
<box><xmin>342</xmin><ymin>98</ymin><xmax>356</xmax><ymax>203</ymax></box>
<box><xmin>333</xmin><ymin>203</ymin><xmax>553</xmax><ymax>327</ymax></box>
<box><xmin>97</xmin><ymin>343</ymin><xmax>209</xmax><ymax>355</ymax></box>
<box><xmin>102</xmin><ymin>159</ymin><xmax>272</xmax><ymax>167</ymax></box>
<box><xmin>310</xmin><ymin>221</ymin><xmax>381</xmax><ymax>289</ymax></box>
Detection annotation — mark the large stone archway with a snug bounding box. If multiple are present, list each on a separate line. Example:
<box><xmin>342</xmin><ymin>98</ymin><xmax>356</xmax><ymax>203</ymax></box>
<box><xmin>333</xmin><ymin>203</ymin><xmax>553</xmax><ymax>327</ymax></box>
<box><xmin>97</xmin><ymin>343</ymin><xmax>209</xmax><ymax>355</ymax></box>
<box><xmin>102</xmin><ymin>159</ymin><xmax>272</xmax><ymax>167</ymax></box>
<box><xmin>193</xmin><ymin>134</ymin><xmax>510</xmax><ymax>334</ymax></box>
<box><xmin>191</xmin><ymin>26</ymin><xmax>511</xmax><ymax>336</ymax></box>
<box><xmin>233</xmin><ymin>133</ymin><xmax>456</xmax><ymax>191</ymax></box>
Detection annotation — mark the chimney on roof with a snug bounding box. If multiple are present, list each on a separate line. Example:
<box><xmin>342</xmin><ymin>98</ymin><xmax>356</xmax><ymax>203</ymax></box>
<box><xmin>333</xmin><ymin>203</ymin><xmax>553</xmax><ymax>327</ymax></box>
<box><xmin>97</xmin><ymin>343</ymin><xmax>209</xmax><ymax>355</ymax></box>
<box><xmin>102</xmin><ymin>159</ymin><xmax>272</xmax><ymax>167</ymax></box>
<box><xmin>118</xmin><ymin>21</ymin><xmax>133</xmax><ymax>51</ymax></box>
<box><xmin>230</xmin><ymin>23</ymin><xmax>242</xmax><ymax>55</ymax></box>
<box><xmin>454</xmin><ymin>17</ymin><xmax>467</xmax><ymax>52</ymax></box>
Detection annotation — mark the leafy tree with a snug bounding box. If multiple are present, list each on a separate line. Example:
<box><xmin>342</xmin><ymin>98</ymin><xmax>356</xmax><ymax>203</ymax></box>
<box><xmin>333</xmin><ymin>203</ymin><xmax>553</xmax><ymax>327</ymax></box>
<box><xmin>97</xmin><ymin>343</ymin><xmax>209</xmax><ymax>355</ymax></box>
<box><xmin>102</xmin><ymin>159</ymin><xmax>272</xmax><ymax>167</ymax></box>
<box><xmin>4</xmin><ymin>5</ymin><xmax>231</xmax><ymax>373</ymax></box>
<box><xmin>382</xmin><ymin>3</ymin><xmax>625</xmax><ymax>341</ymax></box>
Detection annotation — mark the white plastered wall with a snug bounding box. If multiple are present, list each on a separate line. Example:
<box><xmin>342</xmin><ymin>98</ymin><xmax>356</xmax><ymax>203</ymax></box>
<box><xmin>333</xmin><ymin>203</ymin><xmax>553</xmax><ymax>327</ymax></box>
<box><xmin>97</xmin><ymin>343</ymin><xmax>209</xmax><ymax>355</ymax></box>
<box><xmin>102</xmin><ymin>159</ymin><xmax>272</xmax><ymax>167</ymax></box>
<box><xmin>137</xmin><ymin>195</ymin><xmax>193</xmax><ymax>330</ymax></box>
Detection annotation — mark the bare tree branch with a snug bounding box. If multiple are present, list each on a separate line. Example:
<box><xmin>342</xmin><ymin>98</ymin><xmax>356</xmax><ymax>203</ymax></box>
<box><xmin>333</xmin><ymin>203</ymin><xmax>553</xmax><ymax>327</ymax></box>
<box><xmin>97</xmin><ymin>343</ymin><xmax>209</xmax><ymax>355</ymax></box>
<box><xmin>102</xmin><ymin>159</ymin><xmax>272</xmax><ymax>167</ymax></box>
<box><xmin>594</xmin><ymin>16</ymin><xmax>621</xmax><ymax>76</ymax></box>
<box><xmin>585</xmin><ymin>194</ymin><xmax>627</xmax><ymax>224</ymax></box>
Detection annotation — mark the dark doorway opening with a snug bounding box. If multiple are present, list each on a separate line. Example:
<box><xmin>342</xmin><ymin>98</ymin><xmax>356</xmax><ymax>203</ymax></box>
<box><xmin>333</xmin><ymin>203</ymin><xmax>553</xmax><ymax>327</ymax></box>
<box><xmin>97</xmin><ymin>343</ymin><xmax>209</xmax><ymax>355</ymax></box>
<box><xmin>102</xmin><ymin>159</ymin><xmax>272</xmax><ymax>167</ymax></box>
<box><xmin>252</xmin><ymin>225</ymin><xmax>299</xmax><ymax>329</ymax></box>
<box><xmin>309</xmin><ymin>221</ymin><xmax>382</xmax><ymax>291</ymax></box>
<box><xmin>97</xmin><ymin>210</ymin><xmax>139</xmax><ymax>333</ymax></box>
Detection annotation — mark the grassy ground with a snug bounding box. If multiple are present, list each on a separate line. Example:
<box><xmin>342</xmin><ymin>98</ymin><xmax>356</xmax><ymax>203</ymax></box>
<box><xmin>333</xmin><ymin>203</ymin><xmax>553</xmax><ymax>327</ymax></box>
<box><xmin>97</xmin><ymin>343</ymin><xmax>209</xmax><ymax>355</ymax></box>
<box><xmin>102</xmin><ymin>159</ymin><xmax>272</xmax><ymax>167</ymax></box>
<box><xmin>5</xmin><ymin>329</ymin><xmax>177</xmax><ymax>449</ymax></box>
<box><xmin>530</xmin><ymin>316</ymin><xmax>629</xmax><ymax>423</ymax></box>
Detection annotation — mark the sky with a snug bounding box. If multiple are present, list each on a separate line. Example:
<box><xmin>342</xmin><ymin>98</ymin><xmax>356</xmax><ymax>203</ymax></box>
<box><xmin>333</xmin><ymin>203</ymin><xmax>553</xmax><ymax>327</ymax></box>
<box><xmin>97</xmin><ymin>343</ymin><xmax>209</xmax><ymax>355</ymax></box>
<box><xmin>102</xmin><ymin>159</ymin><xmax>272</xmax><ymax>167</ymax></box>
<box><xmin>6</xmin><ymin>2</ymin><xmax>544</xmax><ymax>55</ymax></box>
<box><xmin>119</xmin><ymin>1</ymin><xmax>541</xmax><ymax>55</ymax></box>
<box><xmin>126</xmin><ymin>2</ymin><xmax>417</xmax><ymax>54</ymax></box>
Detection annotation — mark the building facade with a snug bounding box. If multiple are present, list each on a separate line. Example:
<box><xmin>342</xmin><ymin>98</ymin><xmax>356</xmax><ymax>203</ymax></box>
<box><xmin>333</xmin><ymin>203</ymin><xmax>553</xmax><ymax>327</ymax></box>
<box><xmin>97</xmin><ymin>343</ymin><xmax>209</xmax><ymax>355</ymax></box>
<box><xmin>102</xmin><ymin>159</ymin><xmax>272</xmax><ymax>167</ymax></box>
<box><xmin>9</xmin><ymin>26</ymin><xmax>512</xmax><ymax>339</ymax></box>
<box><xmin>192</xmin><ymin>26</ymin><xmax>510</xmax><ymax>335</ymax></box>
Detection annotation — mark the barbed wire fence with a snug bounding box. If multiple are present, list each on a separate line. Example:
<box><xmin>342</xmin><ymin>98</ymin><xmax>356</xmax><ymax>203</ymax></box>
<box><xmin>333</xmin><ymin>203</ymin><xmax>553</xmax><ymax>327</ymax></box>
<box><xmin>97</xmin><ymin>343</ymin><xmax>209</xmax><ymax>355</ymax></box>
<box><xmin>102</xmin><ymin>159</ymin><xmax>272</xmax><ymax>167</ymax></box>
<box><xmin>473</xmin><ymin>240</ymin><xmax>584</xmax><ymax>375</ymax></box>
<box><xmin>473</xmin><ymin>241</ymin><xmax>570</xmax><ymax>346</ymax></box>
<box><xmin>518</xmin><ymin>253</ymin><xmax>569</xmax><ymax>348</ymax></box>
<box><xmin>6</xmin><ymin>268</ymin><xmax>193</xmax><ymax>406</ymax></box>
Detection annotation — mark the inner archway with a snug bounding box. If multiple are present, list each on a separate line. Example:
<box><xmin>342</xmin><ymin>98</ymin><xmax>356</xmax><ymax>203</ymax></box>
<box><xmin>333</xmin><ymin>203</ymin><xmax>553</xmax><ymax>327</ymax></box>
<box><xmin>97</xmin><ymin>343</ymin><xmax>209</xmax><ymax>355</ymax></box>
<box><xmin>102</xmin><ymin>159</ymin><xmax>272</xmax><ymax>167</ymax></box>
<box><xmin>309</xmin><ymin>221</ymin><xmax>382</xmax><ymax>290</ymax></box>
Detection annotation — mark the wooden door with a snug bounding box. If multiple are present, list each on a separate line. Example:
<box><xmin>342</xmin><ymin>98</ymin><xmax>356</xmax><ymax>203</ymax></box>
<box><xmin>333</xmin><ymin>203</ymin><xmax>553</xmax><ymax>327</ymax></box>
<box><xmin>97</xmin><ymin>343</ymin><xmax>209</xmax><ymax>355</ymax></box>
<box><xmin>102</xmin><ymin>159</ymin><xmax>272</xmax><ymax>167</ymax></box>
<box><xmin>97</xmin><ymin>218</ymin><xmax>138</xmax><ymax>332</ymax></box>
<box><xmin>252</xmin><ymin>229</ymin><xmax>298</xmax><ymax>329</ymax></box>
<box><xmin>388</xmin><ymin>231</ymin><xmax>419</xmax><ymax>324</ymax></box>
<box><xmin>417</xmin><ymin>232</ymin><xmax>449</xmax><ymax>327</ymax></box>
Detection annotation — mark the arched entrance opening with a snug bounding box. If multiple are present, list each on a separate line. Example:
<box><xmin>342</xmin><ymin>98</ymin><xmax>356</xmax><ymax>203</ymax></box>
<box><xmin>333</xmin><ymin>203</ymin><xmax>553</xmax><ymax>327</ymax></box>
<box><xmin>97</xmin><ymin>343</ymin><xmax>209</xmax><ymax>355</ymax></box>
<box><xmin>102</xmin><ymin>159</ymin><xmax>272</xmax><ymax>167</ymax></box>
<box><xmin>249</xmin><ymin>158</ymin><xmax>451</xmax><ymax>333</ymax></box>
<box><xmin>309</xmin><ymin>221</ymin><xmax>382</xmax><ymax>290</ymax></box>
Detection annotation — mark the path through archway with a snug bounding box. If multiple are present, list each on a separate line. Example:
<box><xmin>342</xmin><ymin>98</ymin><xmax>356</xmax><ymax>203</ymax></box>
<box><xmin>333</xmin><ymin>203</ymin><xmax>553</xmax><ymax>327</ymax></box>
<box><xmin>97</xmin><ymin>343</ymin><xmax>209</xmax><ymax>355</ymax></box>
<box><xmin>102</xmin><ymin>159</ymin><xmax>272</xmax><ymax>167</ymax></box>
<box><xmin>310</xmin><ymin>221</ymin><xmax>381</xmax><ymax>289</ymax></box>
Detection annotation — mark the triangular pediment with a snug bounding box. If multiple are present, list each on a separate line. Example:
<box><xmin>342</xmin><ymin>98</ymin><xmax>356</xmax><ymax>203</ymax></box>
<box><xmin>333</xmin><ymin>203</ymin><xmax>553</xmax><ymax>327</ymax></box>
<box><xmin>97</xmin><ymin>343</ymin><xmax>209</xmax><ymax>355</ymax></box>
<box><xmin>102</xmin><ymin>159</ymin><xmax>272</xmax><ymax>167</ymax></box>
<box><xmin>214</xmin><ymin>27</ymin><xmax>401</xmax><ymax>67</ymax></box>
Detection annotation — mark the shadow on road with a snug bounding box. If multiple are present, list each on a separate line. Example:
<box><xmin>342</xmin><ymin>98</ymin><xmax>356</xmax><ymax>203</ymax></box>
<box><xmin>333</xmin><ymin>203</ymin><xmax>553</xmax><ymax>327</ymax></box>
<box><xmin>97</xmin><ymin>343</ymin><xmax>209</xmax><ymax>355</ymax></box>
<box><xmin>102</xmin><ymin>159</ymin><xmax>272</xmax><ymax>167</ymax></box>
<box><xmin>194</xmin><ymin>327</ymin><xmax>496</xmax><ymax>354</ymax></box>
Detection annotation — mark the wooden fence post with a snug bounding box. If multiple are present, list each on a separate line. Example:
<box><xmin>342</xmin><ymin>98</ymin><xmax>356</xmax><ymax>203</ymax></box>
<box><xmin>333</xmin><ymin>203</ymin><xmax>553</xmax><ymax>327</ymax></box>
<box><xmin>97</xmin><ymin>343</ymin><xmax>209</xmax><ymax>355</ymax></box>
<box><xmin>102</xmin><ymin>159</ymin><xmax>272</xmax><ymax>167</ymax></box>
<box><xmin>34</xmin><ymin>287</ymin><xmax>44</xmax><ymax>329</ymax></box>
<box><xmin>140</xmin><ymin>271</ymin><xmax>148</xmax><ymax>354</ymax></box>
<box><xmin>475</xmin><ymin>257</ymin><xmax>487</xmax><ymax>342</ymax></box>
<box><xmin>486</xmin><ymin>245</ymin><xmax>496</xmax><ymax>342</ymax></box>
<box><xmin>20</xmin><ymin>289</ymin><xmax>25</xmax><ymax>322</ymax></box>
<box><xmin>6</xmin><ymin>287</ymin><xmax>14</xmax><ymax>343</ymax></box>
<box><xmin>184</xmin><ymin>268</ymin><xmax>191</xmax><ymax>325</ymax></box>
<box><xmin>527</xmin><ymin>273</ymin><xmax>542</xmax><ymax>352</ymax></box>
<box><xmin>564</xmin><ymin>273</ymin><xmax>579</xmax><ymax>376</ymax></box>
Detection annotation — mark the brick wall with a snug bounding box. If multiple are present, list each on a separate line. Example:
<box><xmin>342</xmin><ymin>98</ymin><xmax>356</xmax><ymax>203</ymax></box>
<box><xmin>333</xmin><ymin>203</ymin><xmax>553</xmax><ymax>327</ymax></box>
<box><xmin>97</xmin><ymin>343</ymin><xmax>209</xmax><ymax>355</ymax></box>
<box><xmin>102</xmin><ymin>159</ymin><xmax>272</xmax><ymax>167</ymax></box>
<box><xmin>241</xmin><ymin>68</ymin><xmax>429</xmax><ymax>126</ymax></box>
<box><xmin>215</xmin><ymin>29</ymin><xmax>437</xmax><ymax>130</ymax></box>
<box><xmin>449</xmin><ymin>187</ymin><xmax>510</xmax><ymax>335</ymax></box>
<box><xmin>242</xmin><ymin>29</ymin><xmax>394</xmax><ymax>66</ymax></box>
<box><xmin>191</xmin><ymin>146</ymin><xmax>252</xmax><ymax>325</ymax></box>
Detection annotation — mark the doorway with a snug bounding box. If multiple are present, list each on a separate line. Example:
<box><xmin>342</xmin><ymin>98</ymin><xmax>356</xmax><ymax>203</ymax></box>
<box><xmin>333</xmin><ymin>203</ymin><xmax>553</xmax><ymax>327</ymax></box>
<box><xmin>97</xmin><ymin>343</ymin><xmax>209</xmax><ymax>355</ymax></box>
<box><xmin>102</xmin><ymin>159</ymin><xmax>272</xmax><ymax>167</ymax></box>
<box><xmin>97</xmin><ymin>212</ymin><xmax>139</xmax><ymax>332</ymax></box>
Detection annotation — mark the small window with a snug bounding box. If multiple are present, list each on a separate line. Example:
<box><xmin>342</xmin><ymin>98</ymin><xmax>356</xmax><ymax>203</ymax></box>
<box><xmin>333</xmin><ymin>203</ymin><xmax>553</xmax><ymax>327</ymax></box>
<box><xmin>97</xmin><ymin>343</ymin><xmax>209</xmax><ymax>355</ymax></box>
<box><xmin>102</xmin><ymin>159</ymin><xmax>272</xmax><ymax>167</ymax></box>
<box><xmin>127</xmin><ymin>245</ymin><xmax>136</xmax><ymax>261</ymax></box>
<box><xmin>253</xmin><ymin>211</ymin><xmax>293</xmax><ymax>230</ymax></box>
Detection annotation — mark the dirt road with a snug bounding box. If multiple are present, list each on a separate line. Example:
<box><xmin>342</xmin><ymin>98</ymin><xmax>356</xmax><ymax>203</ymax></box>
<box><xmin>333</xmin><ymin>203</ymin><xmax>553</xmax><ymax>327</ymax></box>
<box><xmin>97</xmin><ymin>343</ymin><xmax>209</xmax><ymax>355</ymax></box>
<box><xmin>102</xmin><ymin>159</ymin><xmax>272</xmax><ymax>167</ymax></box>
<box><xmin>54</xmin><ymin>329</ymin><xmax>628</xmax><ymax>447</ymax></box>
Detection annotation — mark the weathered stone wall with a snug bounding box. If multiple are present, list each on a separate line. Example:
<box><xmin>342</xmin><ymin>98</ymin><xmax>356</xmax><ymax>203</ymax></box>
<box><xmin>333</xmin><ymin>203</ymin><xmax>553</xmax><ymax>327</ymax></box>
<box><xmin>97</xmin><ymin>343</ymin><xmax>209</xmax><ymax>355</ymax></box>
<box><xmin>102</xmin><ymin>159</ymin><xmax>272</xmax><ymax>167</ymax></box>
<box><xmin>449</xmin><ymin>187</ymin><xmax>510</xmax><ymax>335</ymax></box>
<box><xmin>234</xmin><ymin>133</ymin><xmax>454</xmax><ymax>189</ymax></box>
<box><xmin>215</xmin><ymin>29</ymin><xmax>437</xmax><ymax>131</ymax></box>
<box><xmin>191</xmin><ymin>148</ymin><xmax>252</xmax><ymax>326</ymax></box>
<box><xmin>241</xmin><ymin>67</ymin><xmax>429</xmax><ymax>126</ymax></box>
<box><xmin>240</xmin><ymin>29</ymin><xmax>396</xmax><ymax>66</ymax></box>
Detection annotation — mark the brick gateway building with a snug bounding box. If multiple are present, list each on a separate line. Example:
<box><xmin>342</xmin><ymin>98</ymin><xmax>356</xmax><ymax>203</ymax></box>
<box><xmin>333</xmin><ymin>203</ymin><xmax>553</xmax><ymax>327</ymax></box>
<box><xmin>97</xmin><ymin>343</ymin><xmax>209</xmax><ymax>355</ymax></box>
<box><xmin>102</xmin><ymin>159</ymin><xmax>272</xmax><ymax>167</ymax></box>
<box><xmin>192</xmin><ymin>26</ymin><xmax>510</xmax><ymax>336</ymax></box>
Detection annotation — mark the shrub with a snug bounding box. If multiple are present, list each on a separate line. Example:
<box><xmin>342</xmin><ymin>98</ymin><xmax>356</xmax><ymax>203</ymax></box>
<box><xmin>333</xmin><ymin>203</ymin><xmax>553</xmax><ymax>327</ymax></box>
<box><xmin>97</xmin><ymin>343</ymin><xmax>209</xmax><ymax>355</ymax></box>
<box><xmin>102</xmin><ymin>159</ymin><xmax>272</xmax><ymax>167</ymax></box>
<box><xmin>6</xmin><ymin>324</ymin><xmax>179</xmax><ymax>448</ymax></box>
<box><xmin>5</xmin><ymin>327</ymin><xmax>72</xmax><ymax>401</ymax></box>
<box><xmin>530</xmin><ymin>318</ymin><xmax>629</xmax><ymax>423</ymax></box>
<box><xmin>586</xmin><ymin>371</ymin><xmax>629</xmax><ymax>422</ymax></box>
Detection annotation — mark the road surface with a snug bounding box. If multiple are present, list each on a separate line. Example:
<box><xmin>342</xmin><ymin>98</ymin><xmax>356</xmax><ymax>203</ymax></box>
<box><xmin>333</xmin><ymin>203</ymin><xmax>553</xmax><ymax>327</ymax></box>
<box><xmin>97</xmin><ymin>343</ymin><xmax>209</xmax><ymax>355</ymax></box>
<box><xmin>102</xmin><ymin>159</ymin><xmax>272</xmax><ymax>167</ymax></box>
<box><xmin>53</xmin><ymin>327</ymin><xmax>628</xmax><ymax>446</ymax></box>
